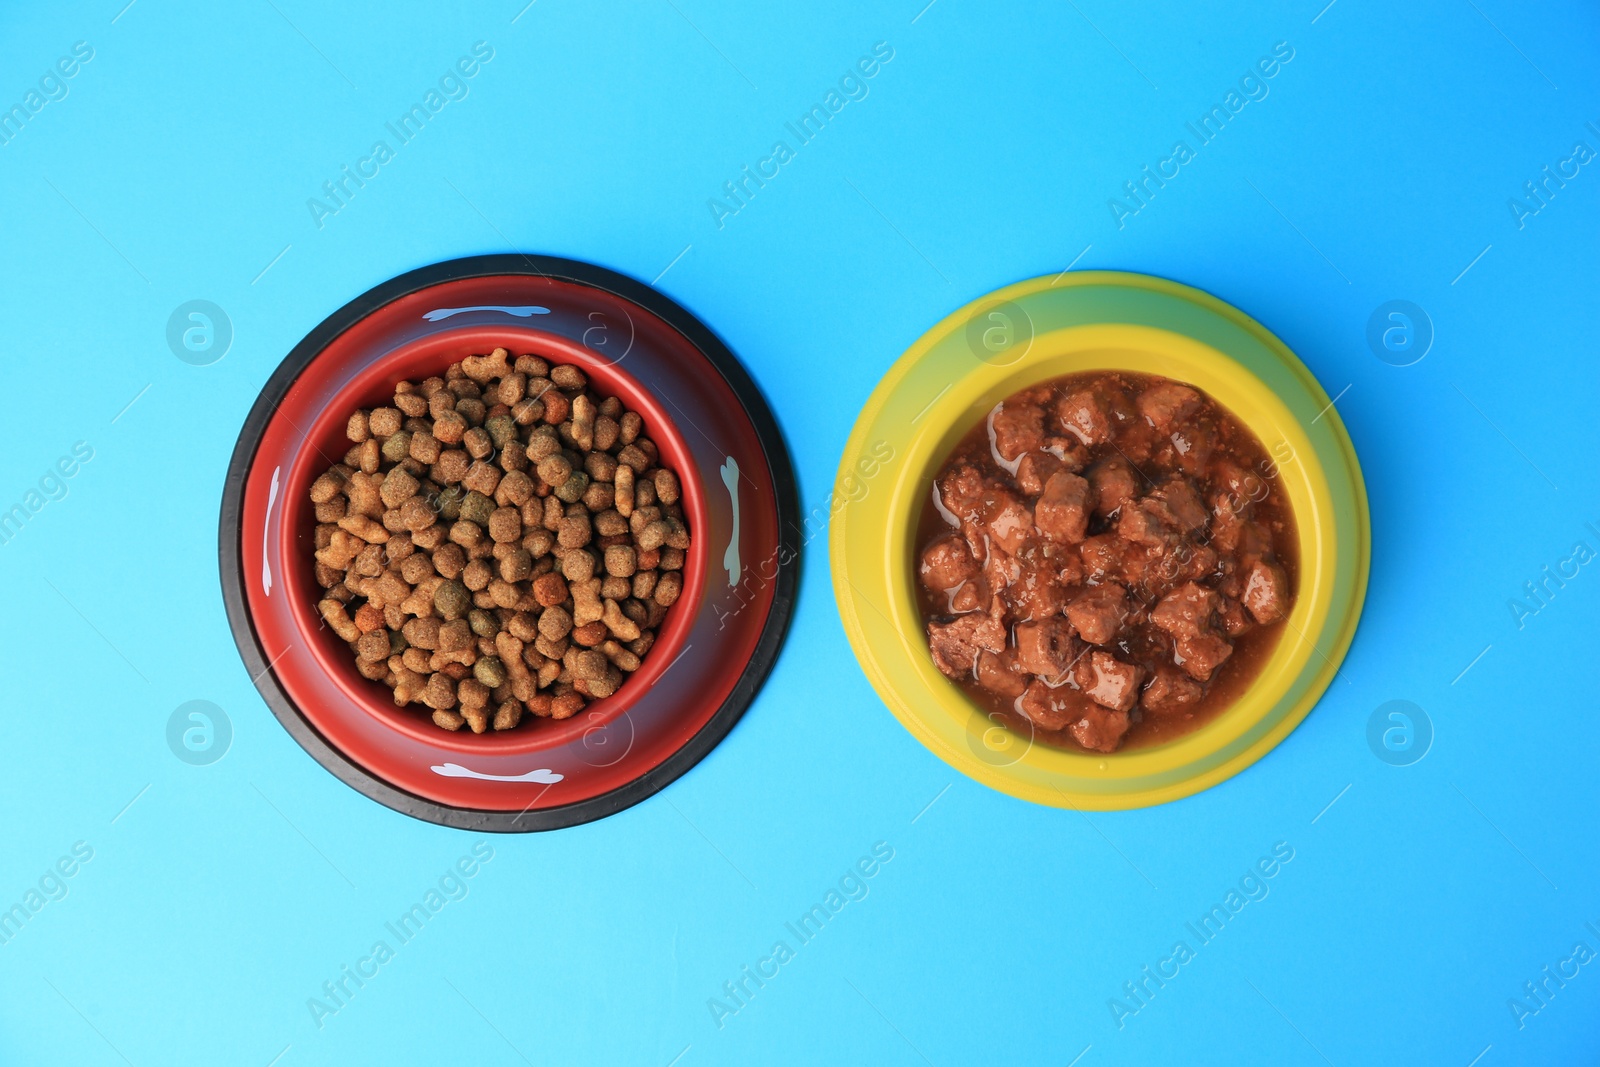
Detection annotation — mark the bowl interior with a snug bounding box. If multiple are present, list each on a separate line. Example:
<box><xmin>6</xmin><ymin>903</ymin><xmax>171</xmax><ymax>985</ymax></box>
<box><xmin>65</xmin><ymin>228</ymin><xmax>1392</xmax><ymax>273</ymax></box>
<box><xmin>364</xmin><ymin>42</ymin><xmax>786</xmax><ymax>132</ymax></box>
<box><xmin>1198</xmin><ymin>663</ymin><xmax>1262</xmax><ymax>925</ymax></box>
<box><xmin>895</xmin><ymin>333</ymin><xmax>1322</xmax><ymax>761</ymax></box>
<box><xmin>278</xmin><ymin>323</ymin><xmax>708</xmax><ymax>756</ymax></box>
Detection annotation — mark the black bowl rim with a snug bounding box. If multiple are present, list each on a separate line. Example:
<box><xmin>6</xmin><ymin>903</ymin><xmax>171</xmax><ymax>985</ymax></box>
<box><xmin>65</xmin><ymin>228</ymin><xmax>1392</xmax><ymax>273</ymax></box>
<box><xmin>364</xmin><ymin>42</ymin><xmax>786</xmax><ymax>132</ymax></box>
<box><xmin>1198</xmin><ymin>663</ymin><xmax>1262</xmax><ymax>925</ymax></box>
<box><xmin>217</xmin><ymin>253</ymin><xmax>799</xmax><ymax>832</ymax></box>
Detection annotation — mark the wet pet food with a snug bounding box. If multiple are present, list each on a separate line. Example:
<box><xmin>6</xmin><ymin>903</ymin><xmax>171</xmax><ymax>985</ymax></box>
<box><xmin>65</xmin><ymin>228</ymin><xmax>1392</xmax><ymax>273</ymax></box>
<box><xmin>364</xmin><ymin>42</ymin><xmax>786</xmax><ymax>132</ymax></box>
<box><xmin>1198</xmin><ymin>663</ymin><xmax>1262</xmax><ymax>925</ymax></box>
<box><xmin>310</xmin><ymin>349</ymin><xmax>691</xmax><ymax>733</ymax></box>
<box><xmin>917</xmin><ymin>371</ymin><xmax>1296</xmax><ymax>754</ymax></box>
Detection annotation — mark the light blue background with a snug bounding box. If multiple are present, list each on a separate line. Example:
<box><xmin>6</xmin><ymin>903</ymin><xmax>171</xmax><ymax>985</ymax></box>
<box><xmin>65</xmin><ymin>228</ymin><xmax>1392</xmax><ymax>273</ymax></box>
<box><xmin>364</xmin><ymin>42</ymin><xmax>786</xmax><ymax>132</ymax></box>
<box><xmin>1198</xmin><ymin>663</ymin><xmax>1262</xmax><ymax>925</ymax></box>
<box><xmin>1</xmin><ymin>1</ymin><xmax>1596</xmax><ymax>1063</ymax></box>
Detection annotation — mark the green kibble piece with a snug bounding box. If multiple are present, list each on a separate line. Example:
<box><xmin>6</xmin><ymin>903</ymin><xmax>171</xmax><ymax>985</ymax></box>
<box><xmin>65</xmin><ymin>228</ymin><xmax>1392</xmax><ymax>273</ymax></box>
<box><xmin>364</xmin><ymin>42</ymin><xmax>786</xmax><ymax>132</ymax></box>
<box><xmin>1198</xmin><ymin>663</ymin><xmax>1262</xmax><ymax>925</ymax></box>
<box><xmin>473</xmin><ymin>656</ymin><xmax>508</xmax><ymax>689</ymax></box>
<box><xmin>554</xmin><ymin>471</ymin><xmax>590</xmax><ymax>503</ymax></box>
<box><xmin>460</xmin><ymin>490</ymin><xmax>495</xmax><ymax>526</ymax></box>
<box><xmin>468</xmin><ymin>608</ymin><xmax>501</xmax><ymax>638</ymax></box>
<box><xmin>485</xmin><ymin>414</ymin><xmax>517</xmax><ymax>449</ymax></box>
<box><xmin>436</xmin><ymin>485</ymin><xmax>465</xmax><ymax>522</ymax></box>
<box><xmin>381</xmin><ymin>431</ymin><xmax>413</xmax><ymax>463</ymax></box>
<box><xmin>433</xmin><ymin>580</ymin><xmax>471</xmax><ymax>620</ymax></box>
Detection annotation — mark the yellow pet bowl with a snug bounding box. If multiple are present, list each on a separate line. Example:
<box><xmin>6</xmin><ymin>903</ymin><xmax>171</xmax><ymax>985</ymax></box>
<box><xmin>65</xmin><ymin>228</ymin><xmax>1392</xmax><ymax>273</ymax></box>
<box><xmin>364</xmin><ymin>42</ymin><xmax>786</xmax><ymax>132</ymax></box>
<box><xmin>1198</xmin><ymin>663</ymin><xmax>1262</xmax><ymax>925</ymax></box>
<box><xmin>831</xmin><ymin>271</ymin><xmax>1369</xmax><ymax>810</ymax></box>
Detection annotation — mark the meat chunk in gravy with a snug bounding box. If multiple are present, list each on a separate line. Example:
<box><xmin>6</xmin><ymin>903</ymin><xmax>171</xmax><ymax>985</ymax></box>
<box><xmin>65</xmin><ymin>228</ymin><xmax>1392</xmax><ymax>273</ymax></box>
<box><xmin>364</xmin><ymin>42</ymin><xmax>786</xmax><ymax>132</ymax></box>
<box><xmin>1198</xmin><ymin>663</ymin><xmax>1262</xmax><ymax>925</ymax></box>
<box><xmin>918</xmin><ymin>371</ymin><xmax>1296</xmax><ymax>754</ymax></box>
<box><xmin>927</xmin><ymin>612</ymin><xmax>1005</xmax><ymax>679</ymax></box>
<box><xmin>1065</xmin><ymin>581</ymin><xmax>1127</xmax><ymax>646</ymax></box>
<box><xmin>1035</xmin><ymin>471</ymin><xmax>1092</xmax><ymax>544</ymax></box>
<box><xmin>1242</xmin><ymin>560</ymin><xmax>1289</xmax><ymax>624</ymax></box>
<box><xmin>1075</xmin><ymin>651</ymin><xmax>1144</xmax><ymax>713</ymax></box>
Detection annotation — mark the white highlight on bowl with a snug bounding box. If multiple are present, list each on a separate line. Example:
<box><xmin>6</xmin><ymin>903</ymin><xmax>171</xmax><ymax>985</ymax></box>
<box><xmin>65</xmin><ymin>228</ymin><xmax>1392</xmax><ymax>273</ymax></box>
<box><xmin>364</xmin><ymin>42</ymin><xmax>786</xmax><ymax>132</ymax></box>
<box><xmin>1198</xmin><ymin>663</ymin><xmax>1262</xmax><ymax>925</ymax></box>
<box><xmin>429</xmin><ymin>763</ymin><xmax>565</xmax><ymax>784</ymax></box>
<box><xmin>262</xmin><ymin>465</ymin><xmax>280</xmax><ymax>597</ymax></box>
<box><xmin>421</xmin><ymin>305</ymin><xmax>551</xmax><ymax>321</ymax></box>
<box><xmin>721</xmin><ymin>456</ymin><xmax>741</xmax><ymax>587</ymax></box>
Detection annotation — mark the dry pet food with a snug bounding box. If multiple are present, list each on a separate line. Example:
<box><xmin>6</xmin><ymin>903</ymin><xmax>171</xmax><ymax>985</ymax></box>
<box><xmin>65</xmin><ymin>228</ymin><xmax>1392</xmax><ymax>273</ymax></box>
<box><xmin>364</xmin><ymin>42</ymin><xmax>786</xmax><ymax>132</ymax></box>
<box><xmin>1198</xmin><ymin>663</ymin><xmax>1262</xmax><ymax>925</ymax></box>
<box><xmin>917</xmin><ymin>370</ymin><xmax>1297</xmax><ymax>754</ymax></box>
<box><xmin>310</xmin><ymin>348</ymin><xmax>691</xmax><ymax>733</ymax></box>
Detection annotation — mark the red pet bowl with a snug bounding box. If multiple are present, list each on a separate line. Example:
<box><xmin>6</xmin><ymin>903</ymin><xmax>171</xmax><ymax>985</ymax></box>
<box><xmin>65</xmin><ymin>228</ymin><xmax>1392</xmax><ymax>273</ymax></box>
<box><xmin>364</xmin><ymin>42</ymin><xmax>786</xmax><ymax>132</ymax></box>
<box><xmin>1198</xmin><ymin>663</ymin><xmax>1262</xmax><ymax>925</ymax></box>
<box><xmin>219</xmin><ymin>255</ymin><xmax>798</xmax><ymax>830</ymax></box>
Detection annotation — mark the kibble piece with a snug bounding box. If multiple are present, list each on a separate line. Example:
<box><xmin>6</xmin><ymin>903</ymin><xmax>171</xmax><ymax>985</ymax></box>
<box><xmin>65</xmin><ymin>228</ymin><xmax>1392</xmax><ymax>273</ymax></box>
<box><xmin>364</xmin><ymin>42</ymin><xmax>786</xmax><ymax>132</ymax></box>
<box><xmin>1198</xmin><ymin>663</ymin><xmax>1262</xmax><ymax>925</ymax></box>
<box><xmin>462</xmin><ymin>558</ymin><xmax>493</xmax><ymax>592</ymax></box>
<box><xmin>433</xmin><ymin>411</ymin><xmax>467</xmax><ymax>445</ymax></box>
<box><xmin>437</xmin><ymin>619</ymin><xmax>474</xmax><ymax>653</ymax></box>
<box><xmin>550</xmin><ymin>691</ymin><xmax>585</xmax><ymax>719</ymax></box>
<box><xmin>617</xmin><ymin>444</ymin><xmax>649</xmax><ymax>473</ymax></box>
<box><xmin>614</xmin><ymin>465</ymin><xmax>634</xmax><ymax>517</ymax></box>
<box><xmin>458</xmin><ymin>677</ymin><xmax>490</xmax><ymax>708</ymax></box>
<box><xmin>638</xmin><ymin>520</ymin><xmax>671</xmax><ymax>552</ymax></box>
<box><xmin>535</xmin><ymin>634</ymin><xmax>569</xmax><ymax>660</ymax></box>
<box><xmin>542</xmin><ymin>390</ymin><xmax>571</xmax><ymax>425</ymax></box>
<box><xmin>369</xmin><ymin>407</ymin><xmax>403</xmax><ymax>437</ymax></box>
<box><xmin>567</xmin><ymin>648</ymin><xmax>608</xmax><ymax>681</ymax></box>
<box><xmin>462</xmin><ymin>347</ymin><xmax>511</xmax><ymax>381</ymax></box>
<box><xmin>557</xmin><ymin>511</ymin><xmax>592</xmax><ymax>549</ymax></box>
<box><xmin>463</xmin><ymin>426</ymin><xmax>494</xmax><ymax>459</ymax></box>
<box><xmin>560</xmin><ymin>549</ymin><xmax>597</xmax><ymax>583</ymax></box>
<box><xmin>571</xmin><ymin>394</ymin><xmax>597</xmax><ymax>451</ymax></box>
<box><xmin>487</xmin><ymin>579</ymin><xmax>521</xmax><ymax>609</ymax></box>
<box><xmin>550</xmin><ymin>363</ymin><xmax>586</xmax><ymax>390</ymax></box>
<box><xmin>310</xmin><ymin>470</ymin><xmax>347</xmax><ymax>504</ymax></box>
<box><xmin>434</xmin><ymin>450</ymin><xmax>470</xmax><ymax>485</ymax></box>
<box><xmin>433</xmin><ymin>580</ymin><xmax>471</xmax><ymax>620</ymax></box>
<box><xmin>395</xmin><ymin>496</ymin><xmax>433</xmax><ymax>532</ymax></box>
<box><xmin>571</xmin><ymin>621</ymin><xmax>608</xmax><ymax>647</ymax></box>
<box><xmin>459</xmin><ymin>490</ymin><xmax>495</xmax><ymax>527</ymax></box>
<box><xmin>492</xmin><ymin>700</ymin><xmax>523</xmax><ymax>731</ymax></box>
<box><xmin>497</xmin><ymin>549</ymin><xmax>531</xmax><ymax>583</ymax></box>
<box><xmin>604</xmin><ymin>544</ymin><xmax>637</xmax><ymax>578</ymax></box>
<box><xmin>473</xmin><ymin>656</ymin><xmax>508</xmax><ymax>689</ymax></box>
<box><xmin>581</xmin><ymin>667</ymin><xmax>621</xmax><ymax>699</ymax></box>
<box><xmin>459</xmin><ymin>460</ymin><xmax>500</xmax><ymax>496</ymax></box>
<box><xmin>531</xmin><ymin>571</ymin><xmax>569</xmax><ymax>607</ymax></box>
<box><xmin>380</xmin><ymin>467</ymin><xmax>420</xmax><ymax>509</ymax></box>
<box><xmin>536</xmin><ymin>453</ymin><xmax>573</xmax><ymax>488</ymax></box>
<box><xmin>602</xmin><ymin>598</ymin><xmax>641</xmax><ymax>641</ymax></box>
<box><xmin>408</xmin><ymin>431</ymin><xmax>441</xmax><ymax>465</ymax></box>
<box><xmin>632</xmin><ymin>570</ymin><xmax>658</xmax><ymax>599</ymax></box>
<box><xmin>499</xmin><ymin>446</ymin><xmax>528</xmax><ymax>479</ymax></box>
<box><xmin>585</xmin><ymin>451</ymin><xmax>619</xmax><ymax>484</ymax></box>
<box><xmin>422</xmin><ymin>673</ymin><xmax>458</xmax><ymax>710</ymax></box>
<box><xmin>395</xmin><ymin>389</ymin><xmax>429</xmax><ymax>417</ymax></box>
<box><xmin>654</xmin><ymin>469</ymin><xmax>680</xmax><ymax>505</ymax></box>
<box><xmin>655</xmin><ymin>571</ymin><xmax>683</xmax><ymax>606</ymax></box>
<box><xmin>488</xmin><ymin>507</ymin><xmax>522</xmax><ymax>544</ymax></box>
<box><xmin>449</xmin><ymin>520</ymin><xmax>484</xmax><ymax>549</ymax></box>
<box><xmin>381</xmin><ymin>432</ymin><xmax>413</xmax><ymax>465</ymax></box>
<box><xmin>355</xmin><ymin>629</ymin><xmax>390</xmax><ymax>662</ymax></box>
<box><xmin>319</xmin><ymin>600</ymin><xmax>361</xmax><ymax>642</ymax></box>
<box><xmin>593</xmin><ymin>415</ymin><xmax>620</xmax><ymax>452</ymax></box>
<box><xmin>538</xmin><ymin>605</ymin><xmax>574</xmax><ymax>640</ymax></box>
